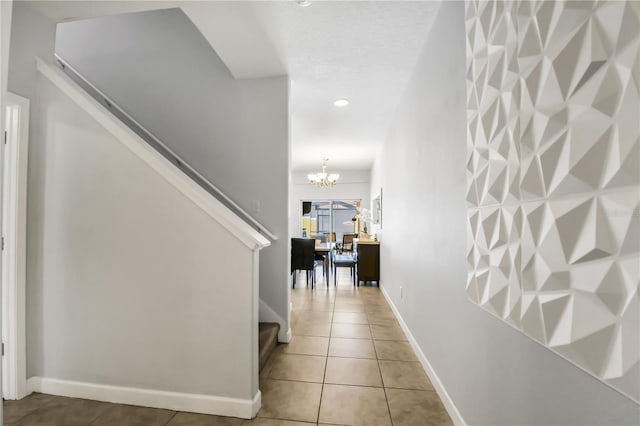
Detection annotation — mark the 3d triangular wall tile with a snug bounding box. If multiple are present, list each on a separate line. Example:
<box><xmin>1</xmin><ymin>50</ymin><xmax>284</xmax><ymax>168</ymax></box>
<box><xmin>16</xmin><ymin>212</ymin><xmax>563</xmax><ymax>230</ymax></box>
<box><xmin>466</xmin><ymin>0</ymin><xmax>639</xmax><ymax>403</ymax></box>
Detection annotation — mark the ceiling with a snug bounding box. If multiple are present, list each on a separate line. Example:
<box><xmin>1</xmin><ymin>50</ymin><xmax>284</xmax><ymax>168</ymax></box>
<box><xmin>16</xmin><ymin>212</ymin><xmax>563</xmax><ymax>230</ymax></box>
<box><xmin>30</xmin><ymin>1</ymin><xmax>441</xmax><ymax>173</ymax></box>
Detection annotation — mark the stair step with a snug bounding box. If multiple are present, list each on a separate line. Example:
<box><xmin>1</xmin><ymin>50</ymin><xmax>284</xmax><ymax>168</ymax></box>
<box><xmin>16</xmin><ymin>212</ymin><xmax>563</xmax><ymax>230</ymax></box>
<box><xmin>259</xmin><ymin>322</ymin><xmax>280</xmax><ymax>371</ymax></box>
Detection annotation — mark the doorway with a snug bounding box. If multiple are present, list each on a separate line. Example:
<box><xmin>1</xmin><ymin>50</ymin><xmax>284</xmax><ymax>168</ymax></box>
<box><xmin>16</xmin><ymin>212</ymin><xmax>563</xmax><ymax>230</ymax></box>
<box><xmin>2</xmin><ymin>92</ymin><xmax>29</xmax><ymax>400</ymax></box>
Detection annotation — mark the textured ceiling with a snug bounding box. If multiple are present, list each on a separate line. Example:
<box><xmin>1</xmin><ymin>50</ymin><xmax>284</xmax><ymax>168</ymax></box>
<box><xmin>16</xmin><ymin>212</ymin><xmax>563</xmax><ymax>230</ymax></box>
<box><xmin>250</xmin><ymin>1</ymin><xmax>440</xmax><ymax>172</ymax></box>
<box><xmin>30</xmin><ymin>1</ymin><xmax>440</xmax><ymax>173</ymax></box>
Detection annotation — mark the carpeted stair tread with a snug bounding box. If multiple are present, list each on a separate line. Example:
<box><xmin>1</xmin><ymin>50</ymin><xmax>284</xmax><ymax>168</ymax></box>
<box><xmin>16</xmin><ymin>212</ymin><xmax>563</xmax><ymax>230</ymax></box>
<box><xmin>259</xmin><ymin>322</ymin><xmax>279</xmax><ymax>371</ymax></box>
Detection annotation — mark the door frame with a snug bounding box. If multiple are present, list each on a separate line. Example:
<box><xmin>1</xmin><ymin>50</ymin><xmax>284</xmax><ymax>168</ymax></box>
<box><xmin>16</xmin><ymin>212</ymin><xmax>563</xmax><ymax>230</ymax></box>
<box><xmin>2</xmin><ymin>91</ymin><xmax>29</xmax><ymax>400</ymax></box>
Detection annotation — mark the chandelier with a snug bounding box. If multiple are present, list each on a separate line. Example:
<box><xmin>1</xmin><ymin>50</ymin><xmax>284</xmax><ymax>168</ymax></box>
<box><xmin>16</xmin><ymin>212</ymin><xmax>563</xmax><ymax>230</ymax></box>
<box><xmin>308</xmin><ymin>158</ymin><xmax>339</xmax><ymax>187</ymax></box>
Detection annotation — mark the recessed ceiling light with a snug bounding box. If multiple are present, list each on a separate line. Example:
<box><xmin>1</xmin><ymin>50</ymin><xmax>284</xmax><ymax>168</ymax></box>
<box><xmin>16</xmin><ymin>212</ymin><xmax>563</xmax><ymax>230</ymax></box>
<box><xmin>334</xmin><ymin>99</ymin><xmax>350</xmax><ymax>107</ymax></box>
<box><xmin>296</xmin><ymin>0</ymin><xmax>312</xmax><ymax>7</ymax></box>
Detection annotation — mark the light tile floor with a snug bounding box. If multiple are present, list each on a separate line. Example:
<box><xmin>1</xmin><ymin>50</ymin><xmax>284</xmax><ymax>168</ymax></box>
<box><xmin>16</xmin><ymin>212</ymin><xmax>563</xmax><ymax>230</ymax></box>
<box><xmin>3</xmin><ymin>270</ymin><xmax>452</xmax><ymax>425</ymax></box>
<box><xmin>256</xmin><ymin>270</ymin><xmax>452</xmax><ymax>426</ymax></box>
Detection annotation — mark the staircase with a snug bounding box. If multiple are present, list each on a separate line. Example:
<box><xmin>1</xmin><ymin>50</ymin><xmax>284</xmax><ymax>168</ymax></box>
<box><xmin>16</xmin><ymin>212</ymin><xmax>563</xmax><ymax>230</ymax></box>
<box><xmin>34</xmin><ymin>58</ymin><xmax>272</xmax><ymax>418</ymax></box>
<box><xmin>49</xmin><ymin>55</ymin><xmax>283</xmax><ymax>368</ymax></box>
<box><xmin>258</xmin><ymin>323</ymin><xmax>280</xmax><ymax>371</ymax></box>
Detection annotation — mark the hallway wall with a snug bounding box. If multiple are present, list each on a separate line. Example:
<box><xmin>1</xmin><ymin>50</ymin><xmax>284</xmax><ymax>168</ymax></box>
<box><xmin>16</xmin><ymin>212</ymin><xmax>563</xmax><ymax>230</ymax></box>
<box><xmin>370</xmin><ymin>2</ymin><xmax>640</xmax><ymax>425</ymax></box>
<box><xmin>27</xmin><ymin>70</ymin><xmax>258</xmax><ymax>407</ymax></box>
<box><xmin>55</xmin><ymin>8</ymin><xmax>291</xmax><ymax>336</ymax></box>
<box><xmin>7</xmin><ymin>3</ymin><xmax>264</xmax><ymax>414</ymax></box>
<box><xmin>465</xmin><ymin>0</ymin><xmax>639</xmax><ymax>403</ymax></box>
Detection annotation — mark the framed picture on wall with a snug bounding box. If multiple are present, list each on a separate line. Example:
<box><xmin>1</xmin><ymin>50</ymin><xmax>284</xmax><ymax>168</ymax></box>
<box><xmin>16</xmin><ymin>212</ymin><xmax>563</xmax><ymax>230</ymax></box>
<box><xmin>373</xmin><ymin>189</ymin><xmax>382</xmax><ymax>227</ymax></box>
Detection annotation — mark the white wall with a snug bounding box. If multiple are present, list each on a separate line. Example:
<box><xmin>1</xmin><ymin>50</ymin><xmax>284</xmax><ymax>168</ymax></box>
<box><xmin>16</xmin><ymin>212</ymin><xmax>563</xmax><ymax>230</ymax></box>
<box><xmin>7</xmin><ymin>4</ymin><xmax>265</xmax><ymax>413</ymax></box>
<box><xmin>0</xmin><ymin>1</ymin><xmax>11</xmax><ymax>100</ymax></box>
<box><xmin>55</xmin><ymin>8</ymin><xmax>291</xmax><ymax>337</ymax></box>
<box><xmin>6</xmin><ymin>1</ymin><xmax>55</xmax><ymax>101</ymax></box>
<box><xmin>27</xmin><ymin>70</ymin><xmax>259</xmax><ymax>408</ymax></box>
<box><xmin>466</xmin><ymin>0</ymin><xmax>639</xmax><ymax>403</ymax></box>
<box><xmin>6</xmin><ymin>0</ymin><xmax>56</xmax><ymax>392</ymax></box>
<box><xmin>290</xmin><ymin>170</ymin><xmax>370</xmax><ymax>239</ymax></box>
<box><xmin>370</xmin><ymin>3</ymin><xmax>640</xmax><ymax>425</ymax></box>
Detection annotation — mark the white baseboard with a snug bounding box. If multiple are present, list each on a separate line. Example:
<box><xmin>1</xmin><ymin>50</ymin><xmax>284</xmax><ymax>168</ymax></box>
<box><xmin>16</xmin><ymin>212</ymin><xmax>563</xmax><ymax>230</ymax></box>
<box><xmin>27</xmin><ymin>377</ymin><xmax>261</xmax><ymax>419</ymax></box>
<box><xmin>380</xmin><ymin>286</ymin><xmax>466</xmax><ymax>426</ymax></box>
<box><xmin>259</xmin><ymin>298</ymin><xmax>291</xmax><ymax>343</ymax></box>
<box><xmin>283</xmin><ymin>327</ymin><xmax>292</xmax><ymax>343</ymax></box>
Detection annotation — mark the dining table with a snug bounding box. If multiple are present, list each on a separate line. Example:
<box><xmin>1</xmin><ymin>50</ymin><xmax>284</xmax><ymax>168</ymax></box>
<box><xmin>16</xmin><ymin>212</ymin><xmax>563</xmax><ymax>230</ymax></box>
<box><xmin>314</xmin><ymin>241</ymin><xmax>336</xmax><ymax>281</ymax></box>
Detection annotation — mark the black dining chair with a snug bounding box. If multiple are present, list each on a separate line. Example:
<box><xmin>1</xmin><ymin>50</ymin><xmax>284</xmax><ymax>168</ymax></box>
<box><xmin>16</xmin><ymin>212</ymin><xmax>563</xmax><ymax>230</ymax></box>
<box><xmin>333</xmin><ymin>253</ymin><xmax>357</xmax><ymax>286</ymax></box>
<box><xmin>291</xmin><ymin>238</ymin><xmax>317</xmax><ymax>288</ymax></box>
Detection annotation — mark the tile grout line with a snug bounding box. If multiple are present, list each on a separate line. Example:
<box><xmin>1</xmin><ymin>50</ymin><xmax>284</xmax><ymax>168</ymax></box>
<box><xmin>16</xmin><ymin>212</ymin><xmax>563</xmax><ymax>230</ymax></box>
<box><xmin>371</xmin><ymin>292</ymin><xmax>395</xmax><ymax>426</ymax></box>
<box><xmin>163</xmin><ymin>411</ymin><xmax>179</xmax><ymax>426</ymax></box>
<box><xmin>315</xmin><ymin>280</ymin><xmax>336</xmax><ymax>425</ymax></box>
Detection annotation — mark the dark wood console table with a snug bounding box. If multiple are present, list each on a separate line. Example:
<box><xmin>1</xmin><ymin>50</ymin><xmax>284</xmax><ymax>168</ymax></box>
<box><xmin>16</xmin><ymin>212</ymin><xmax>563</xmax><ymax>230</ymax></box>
<box><xmin>355</xmin><ymin>239</ymin><xmax>380</xmax><ymax>286</ymax></box>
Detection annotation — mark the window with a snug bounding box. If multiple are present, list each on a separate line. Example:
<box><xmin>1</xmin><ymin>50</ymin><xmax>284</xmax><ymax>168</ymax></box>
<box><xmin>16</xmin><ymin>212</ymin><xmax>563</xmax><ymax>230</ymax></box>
<box><xmin>301</xmin><ymin>199</ymin><xmax>360</xmax><ymax>240</ymax></box>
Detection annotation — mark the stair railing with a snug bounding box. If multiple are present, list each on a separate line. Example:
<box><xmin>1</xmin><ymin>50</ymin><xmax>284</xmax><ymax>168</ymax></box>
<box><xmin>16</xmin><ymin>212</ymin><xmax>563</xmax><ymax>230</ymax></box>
<box><xmin>54</xmin><ymin>53</ymin><xmax>277</xmax><ymax>241</ymax></box>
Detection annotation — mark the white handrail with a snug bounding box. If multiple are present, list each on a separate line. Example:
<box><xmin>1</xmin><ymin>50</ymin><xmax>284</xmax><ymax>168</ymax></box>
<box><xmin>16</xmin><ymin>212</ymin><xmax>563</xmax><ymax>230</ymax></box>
<box><xmin>53</xmin><ymin>53</ymin><xmax>277</xmax><ymax>242</ymax></box>
<box><xmin>37</xmin><ymin>58</ymin><xmax>270</xmax><ymax>250</ymax></box>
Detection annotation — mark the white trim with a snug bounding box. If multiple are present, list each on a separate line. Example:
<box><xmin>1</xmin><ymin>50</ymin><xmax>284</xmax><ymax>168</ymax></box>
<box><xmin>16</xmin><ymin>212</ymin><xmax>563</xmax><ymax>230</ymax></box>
<box><xmin>283</xmin><ymin>327</ymin><xmax>292</xmax><ymax>343</ymax></box>
<box><xmin>251</xmin><ymin>250</ymin><xmax>260</xmax><ymax>401</ymax></box>
<box><xmin>1</xmin><ymin>92</ymin><xmax>28</xmax><ymax>400</ymax></box>
<box><xmin>380</xmin><ymin>285</ymin><xmax>466</xmax><ymax>426</ymax></box>
<box><xmin>35</xmin><ymin>58</ymin><xmax>270</xmax><ymax>251</ymax></box>
<box><xmin>27</xmin><ymin>377</ymin><xmax>261</xmax><ymax>419</ymax></box>
<box><xmin>259</xmin><ymin>298</ymin><xmax>291</xmax><ymax>343</ymax></box>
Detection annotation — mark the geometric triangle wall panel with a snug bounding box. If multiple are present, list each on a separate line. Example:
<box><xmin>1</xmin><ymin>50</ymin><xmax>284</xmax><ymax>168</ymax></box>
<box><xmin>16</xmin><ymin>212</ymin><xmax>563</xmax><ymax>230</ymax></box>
<box><xmin>466</xmin><ymin>0</ymin><xmax>640</xmax><ymax>404</ymax></box>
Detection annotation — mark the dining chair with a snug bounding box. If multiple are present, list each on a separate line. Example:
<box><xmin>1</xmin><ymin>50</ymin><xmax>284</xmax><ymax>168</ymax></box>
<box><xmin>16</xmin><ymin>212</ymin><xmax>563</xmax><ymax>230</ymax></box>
<box><xmin>291</xmin><ymin>238</ymin><xmax>317</xmax><ymax>288</ymax></box>
<box><xmin>325</xmin><ymin>232</ymin><xmax>336</xmax><ymax>242</ymax></box>
<box><xmin>337</xmin><ymin>233</ymin><xmax>357</xmax><ymax>254</ymax></box>
<box><xmin>333</xmin><ymin>253</ymin><xmax>357</xmax><ymax>286</ymax></box>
